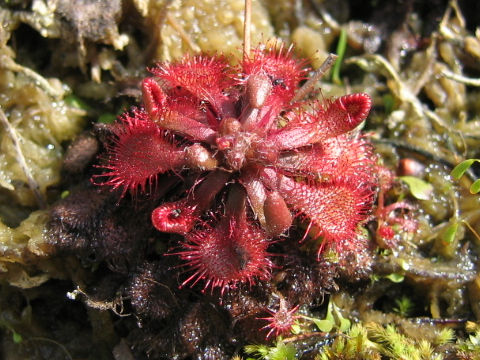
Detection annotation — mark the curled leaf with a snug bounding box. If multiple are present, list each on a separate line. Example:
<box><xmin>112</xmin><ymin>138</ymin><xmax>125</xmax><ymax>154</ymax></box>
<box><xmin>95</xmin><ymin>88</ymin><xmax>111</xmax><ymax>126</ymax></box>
<box><xmin>451</xmin><ymin>159</ymin><xmax>479</xmax><ymax>179</ymax></box>
<box><xmin>470</xmin><ymin>179</ymin><xmax>480</xmax><ymax>194</ymax></box>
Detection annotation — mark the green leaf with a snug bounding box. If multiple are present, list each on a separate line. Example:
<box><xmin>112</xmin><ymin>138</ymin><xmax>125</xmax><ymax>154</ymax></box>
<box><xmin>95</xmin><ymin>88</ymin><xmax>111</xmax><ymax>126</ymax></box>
<box><xmin>291</xmin><ymin>324</ymin><xmax>301</xmax><ymax>334</ymax></box>
<box><xmin>244</xmin><ymin>344</ymin><xmax>269</xmax><ymax>357</ymax></box>
<box><xmin>98</xmin><ymin>113</ymin><xmax>117</xmax><ymax>124</ymax></box>
<box><xmin>469</xmin><ymin>333</ymin><xmax>480</xmax><ymax>346</ymax></box>
<box><xmin>325</xmin><ymin>301</ymin><xmax>334</xmax><ymax>322</ymax></box>
<box><xmin>451</xmin><ymin>159</ymin><xmax>478</xmax><ymax>180</ymax></box>
<box><xmin>470</xmin><ymin>179</ymin><xmax>480</xmax><ymax>194</ymax></box>
<box><xmin>383</xmin><ymin>93</ymin><xmax>395</xmax><ymax>114</ymax></box>
<box><xmin>398</xmin><ymin>259</ymin><xmax>410</xmax><ymax>271</ymax></box>
<box><xmin>64</xmin><ymin>94</ymin><xmax>90</xmax><ymax>110</ymax></box>
<box><xmin>441</xmin><ymin>222</ymin><xmax>458</xmax><ymax>244</ymax></box>
<box><xmin>330</xmin><ymin>302</ymin><xmax>351</xmax><ymax>332</ymax></box>
<box><xmin>339</xmin><ymin>318</ymin><xmax>351</xmax><ymax>332</ymax></box>
<box><xmin>385</xmin><ymin>273</ymin><xmax>404</xmax><ymax>283</ymax></box>
<box><xmin>12</xmin><ymin>332</ymin><xmax>22</xmax><ymax>344</ymax></box>
<box><xmin>244</xmin><ymin>344</ymin><xmax>261</xmax><ymax>354</ymax></box>
<box><xmin>313</xmin><ymin>319</ymin><xmax>334</xmax><ymax>332</ymax></box>
<box><xmin>399</xmin><ymin>176</ymin><xmax>433</xmax><ymax>200</ymax></box>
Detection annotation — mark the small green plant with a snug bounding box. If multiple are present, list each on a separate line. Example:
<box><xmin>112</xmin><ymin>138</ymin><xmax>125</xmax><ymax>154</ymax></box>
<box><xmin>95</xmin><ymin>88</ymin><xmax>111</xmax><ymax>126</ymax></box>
<box><xmin>244</xmin><ymin>341</ymin><xmax>296</xmax><ymax>360</ymax></box>
<box><xmin>392</xmin><ymin>295</ymin><xmax>414</xmax><ymax>317</ymax></box>
<box><xmin>0</xmin><ymin>312</ymin><xmax>23</xmax><ymax>344</ymax></box>
<box><xmin>457</xmin><ymin>331</ymin><xmax>480</xmax><ymax>357</ymax></box>
<box><xmin>366</xmin><ymin>323</ymin><xmax>450</xmax><ymax>360</ymax></box>
<box><xmin>317</xmin><ymin>323</ymin><xmax>381</xmax><ymax>360</ymax></box>
<box><xmin>300</xmin><ymin>298</ymin><xmax>351</xmax><ymax>333</ymax></box>
<box><xmin>317</xmin><ymin>322</ymin><xmax>454</xmax><ymax>360</ymax></box>
<box><xmin>370</xmin><ymin>272</ymin><xmax>405</xmax><ymax>284</ymax></box>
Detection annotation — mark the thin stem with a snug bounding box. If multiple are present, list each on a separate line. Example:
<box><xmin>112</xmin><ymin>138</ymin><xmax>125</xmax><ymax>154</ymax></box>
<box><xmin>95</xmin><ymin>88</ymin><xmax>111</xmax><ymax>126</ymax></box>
<box><xmin>441</xmin><ymin>68</ymin><xmax>480</xmax><ymax>86</ymax></box>
<box><xmin>462</xmin><ymin>220</ymin><xmax>480</xmax><ymax>244</ymax></box>
<box><xmin>0</xmin><ymin>55</ymin><xmax>64</xmax><ymax>98</ymax></box>
<box><xmin>243</xmin><ymin>0</ymin><xmax>252</xmax><ymax>62</ymax></box>
<box><xmin>166</xmin><ymin>13</ymin><xmax>201</xmax><ymax>53</ymax></box>
<box><xmin>0</xmin><ymin>106</ymin><xmax>46</xmax><ymax>209</ymax></box>
<box><xmin>331</xmin><ymin>28</ymin><xmax>347</xmax><ymax>85</ymax></box>
<box><xmin>29</xmin><ymin>337</ymin><xmax>73</xmax><ymax>360</ymax></box>
<box><xmin>291</xmin><ymin>53</ymin><xmax>337</xmax><ymax>103</ymax></box>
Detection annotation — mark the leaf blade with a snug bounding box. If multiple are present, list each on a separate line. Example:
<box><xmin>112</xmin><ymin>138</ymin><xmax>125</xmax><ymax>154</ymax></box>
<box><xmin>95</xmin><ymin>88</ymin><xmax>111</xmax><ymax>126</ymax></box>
<box><xmin>399</xmin><ymin>176</ymin><xmax>433</xmax><ymax>200</ymax></box>
<box><xmin>313</xmin><ymin>319</ymin><xmax>334</xmax><ymax>332</ymax></box>
<box><xmin>442</xmin><ymin>222</ymin><xmax>458</xmax><ymax>244</ymax></box>
<box><xmin>451</xmin><ymin>159</ymin><xmax>478</xmax><ymax>179</ymax></box>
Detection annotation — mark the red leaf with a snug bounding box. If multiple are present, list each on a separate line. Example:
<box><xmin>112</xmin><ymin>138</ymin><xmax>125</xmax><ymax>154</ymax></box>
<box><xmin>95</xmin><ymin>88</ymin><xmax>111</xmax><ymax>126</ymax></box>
<box><xmin>93</xmin><ymin>110</ymin><xmax>186</xmax><ymax>197</ymax></box>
